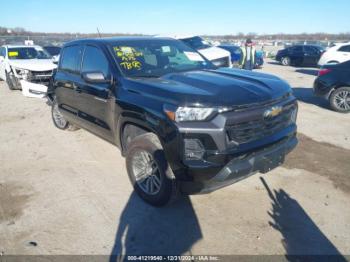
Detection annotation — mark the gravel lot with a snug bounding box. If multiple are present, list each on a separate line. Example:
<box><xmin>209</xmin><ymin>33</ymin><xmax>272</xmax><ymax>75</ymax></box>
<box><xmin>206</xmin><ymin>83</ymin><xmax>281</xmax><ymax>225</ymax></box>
<box><xmin>0</xmin><ymin>59</ymin><xmax>349</xmax><ymax>257</ymax></box>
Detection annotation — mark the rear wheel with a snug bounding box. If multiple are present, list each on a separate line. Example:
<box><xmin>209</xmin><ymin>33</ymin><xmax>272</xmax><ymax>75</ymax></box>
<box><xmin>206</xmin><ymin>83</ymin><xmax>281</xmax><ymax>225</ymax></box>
<box><xmin>126</xmin><ymin>133</ymin><xmax>178</xmax><ymax>206</ymax></box>
<box><xmin>281</xmin><ymin>56</ymin><xmax>291</xmax><ymax>66</ymax></box>
<box><xmin>51</xmin><ymin>99</ymin><xmax>79</xmax><ymax>130</ymax></box>
<box><xmin>330</xmin><ymin>87</ymin><xmax>350</xmax><ymax>113</ymax></box>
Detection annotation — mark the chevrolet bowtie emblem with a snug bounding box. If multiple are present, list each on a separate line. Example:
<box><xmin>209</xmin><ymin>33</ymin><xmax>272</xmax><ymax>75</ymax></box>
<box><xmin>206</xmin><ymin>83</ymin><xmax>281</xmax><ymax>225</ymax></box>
<box><xmin>263</xmin><ymin>106</ymin><xmax>283</xmax><ymax>119</ymax></box>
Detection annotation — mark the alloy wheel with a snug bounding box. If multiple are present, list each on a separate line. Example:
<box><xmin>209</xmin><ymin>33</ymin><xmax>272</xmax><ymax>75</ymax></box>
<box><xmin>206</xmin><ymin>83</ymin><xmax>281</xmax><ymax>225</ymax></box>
<box><xmin>334</xmin><ymin>90</ymin><xmax>350</xmax><ymax>111</ymax></box>
<box><xmin>132</xmin><ymin>150</ymin><xmax>162</xmax><ymax>195</ymax></box>
<box><xmin>52</xmin><ymin>103</ymin><xmax>68</xmax><ymax>128</ymax></box>
<box><xmin>281</xmin><ymin>57</ymin><xmax>290</xmax><ymax>66</ymax></box>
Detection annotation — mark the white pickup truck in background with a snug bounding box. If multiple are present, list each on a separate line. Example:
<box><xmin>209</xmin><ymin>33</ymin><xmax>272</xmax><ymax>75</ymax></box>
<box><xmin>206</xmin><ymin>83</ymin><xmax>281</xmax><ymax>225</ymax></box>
<box><xmin>158</xmin><ymin>35</ymin><xmax>232</xmax><ymax>68</ymax></box>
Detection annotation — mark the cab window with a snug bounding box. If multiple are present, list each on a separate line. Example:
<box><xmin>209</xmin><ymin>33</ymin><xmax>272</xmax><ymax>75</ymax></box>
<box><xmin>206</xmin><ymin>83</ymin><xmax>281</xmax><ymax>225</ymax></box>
<box><xmin>290</xmin><ymin>46</ymin><xmax>303</xmax><ymax>53</ymax></box>
<box><xmin>338</xmin><ymin>45</ymin><xmax>350</xmax><ymax>53</ymax></box>
<box><xmin>60</xmin><ymin>45</ymin><xmax>83</xmax><ymax>74</ymax></box>
<box><xmin>82</xmin><ymin>46</ymin><xmax>110</xmax><ymax>77</ymax></box>
<box><xmin>304</xmin><ymin>46</ymin><xmax>318</xmax><ymax>55</ymax></box>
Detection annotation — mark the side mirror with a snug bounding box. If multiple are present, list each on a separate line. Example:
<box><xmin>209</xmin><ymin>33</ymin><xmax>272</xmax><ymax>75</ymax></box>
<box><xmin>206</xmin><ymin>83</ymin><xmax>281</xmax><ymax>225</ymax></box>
<box><xmin>82</xmin><ymin>71</ymin><xmax>111</xmax><ymax>84</ymax></box>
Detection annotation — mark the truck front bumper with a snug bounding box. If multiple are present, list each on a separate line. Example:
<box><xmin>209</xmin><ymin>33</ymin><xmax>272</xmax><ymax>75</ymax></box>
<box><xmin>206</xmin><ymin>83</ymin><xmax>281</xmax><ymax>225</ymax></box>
<box><xmin>180</xmin><ymin>135</ymin><xmax>297</xmax><ymax>194</ymax></box>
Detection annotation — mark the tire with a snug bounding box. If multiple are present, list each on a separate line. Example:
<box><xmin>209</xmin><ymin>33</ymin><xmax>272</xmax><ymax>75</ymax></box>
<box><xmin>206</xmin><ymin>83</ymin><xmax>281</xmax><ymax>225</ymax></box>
<box><xmin>281</xmin><ymin>56</ymin><xmax>291</xmax><ymax>66</ymax></box>
<box><xmin>330</xmin><ymin>87</ymin><xmax>350</xmax><ymax>113</ymax></box>
<box><xmin>51</xmin><ymin>98</ymin><xmax>80</xmax><ymax>130</ymax></box>
<box><xmin>6</xmin><ymin>71</ymin><xmax>16</xmax><ymax>90</ymax></box>
<box><xmin>126</xmin><ymin>133</ymin><xmax>178</xmax><ymax>206</ymax></box>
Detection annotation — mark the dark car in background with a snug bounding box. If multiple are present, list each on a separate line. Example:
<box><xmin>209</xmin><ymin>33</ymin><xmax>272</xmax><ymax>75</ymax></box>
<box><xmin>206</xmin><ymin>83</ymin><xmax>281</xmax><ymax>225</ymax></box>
<box><xmin>219</xmin><ymin>44</ymin><xmax>264</xmax><ymax>68</ymax></box>
<box><xmin>314</xmin><ymin>60</ymin><xmax>350</xmax><ymax>112</ymax></box>
<box><xmin>276</xmin><ymin>45</ymin><xmax>325</xmax><ymax>67</ymax></box>
<box><xmin>43</xmin><ymin>46</ymin><xmax>61</xmax><ymax>57</ymax></box>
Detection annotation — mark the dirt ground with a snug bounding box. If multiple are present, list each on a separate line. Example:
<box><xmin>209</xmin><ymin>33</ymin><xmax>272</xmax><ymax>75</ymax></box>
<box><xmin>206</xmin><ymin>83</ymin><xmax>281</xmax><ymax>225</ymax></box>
<box><xmin>0</xmin><ymin>59</ymin><xmax>349</xmax><ymax>257</ymax></box>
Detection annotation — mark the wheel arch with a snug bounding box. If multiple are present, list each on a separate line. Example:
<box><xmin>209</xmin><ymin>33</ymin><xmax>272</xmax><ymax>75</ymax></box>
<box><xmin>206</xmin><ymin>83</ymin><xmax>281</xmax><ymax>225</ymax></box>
<box><xmin>119</xmin><ymin>120</ymin><xmax>155</xmax><ymax>156</ymax></box>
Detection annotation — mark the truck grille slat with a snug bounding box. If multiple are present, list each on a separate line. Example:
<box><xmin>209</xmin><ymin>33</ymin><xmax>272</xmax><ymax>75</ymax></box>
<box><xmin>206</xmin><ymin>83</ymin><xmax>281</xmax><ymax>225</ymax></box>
<box><xmin>27</xmin><ymin>70</ymin><xmax>53</xmax><ymax>86</ymax></box>
<box><xmin>226</xmin><ymin>106</ymin><xmax>294</xmax><ymax>144</ymax></box>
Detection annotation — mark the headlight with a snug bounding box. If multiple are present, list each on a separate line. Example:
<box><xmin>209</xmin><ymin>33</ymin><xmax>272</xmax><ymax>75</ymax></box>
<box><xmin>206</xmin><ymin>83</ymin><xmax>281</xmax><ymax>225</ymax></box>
<box><xmin>164</xmin><ymin>105</ymin><xmax>232</xmax><ymax>122</ymax></box>
<box><xmin>14</xmin><ymin>68</ymin><xmax>30</xmax><ymax>79</ymax></box>
<box><xmin>175</xmin><ymin>107</ymin><xmax>215</xmax><ymax>122</ymax></box>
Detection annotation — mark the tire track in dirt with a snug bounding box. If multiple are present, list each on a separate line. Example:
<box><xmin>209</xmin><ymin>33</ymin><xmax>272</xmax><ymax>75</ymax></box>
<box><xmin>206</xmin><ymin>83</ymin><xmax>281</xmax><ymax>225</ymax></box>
<box><xmin>284</xmin><ymin>133</ymin><xmax>350</xmax><ymax>193</ymax></box>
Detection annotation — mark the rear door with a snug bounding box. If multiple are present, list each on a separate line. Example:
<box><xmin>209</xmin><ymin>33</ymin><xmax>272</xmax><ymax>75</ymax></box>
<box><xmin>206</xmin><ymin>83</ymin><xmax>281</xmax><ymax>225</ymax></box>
<box><xmin>54</xmin><ymin>44</ymin><xmax>83</xmax><ymax>124</ymax></box>
<box><xmin>289</xmin><ymin>46</ymin><xmax>304</xmax><ymax>65</ymax></box>
<box><xmin>303</xmin><ymin>46</ymin><xmax>320</xmax><ymax>66</ymax></box>
<box><xmin>73</xmin><ymin>44</ymin><xmax>115</xmax><ymax>142</ymax></box>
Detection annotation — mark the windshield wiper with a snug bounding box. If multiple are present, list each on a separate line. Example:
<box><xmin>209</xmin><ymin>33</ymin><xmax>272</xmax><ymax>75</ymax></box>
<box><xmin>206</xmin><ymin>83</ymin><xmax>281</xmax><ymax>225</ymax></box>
<box><xmin>135</xmin><ymin>75</ymin><xmax>159</xmax><ymax>78</ymax></box>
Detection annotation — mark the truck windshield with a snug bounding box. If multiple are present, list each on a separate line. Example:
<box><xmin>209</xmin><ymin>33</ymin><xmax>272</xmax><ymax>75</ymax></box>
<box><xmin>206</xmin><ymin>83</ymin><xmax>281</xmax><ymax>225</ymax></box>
<box><xmin>181</xmin><ymin>36</ymin><xmax>211</xmax><ymax>50</ymax></box>
<box><xmin>8</xmin><ymin>47</ymin><xmax>51</xmax><ymax>60</ymax></box>
<box><xmin>110</xmin><ymin>39</ymin><xmax>214</xmax><ymax>78</ymax></box>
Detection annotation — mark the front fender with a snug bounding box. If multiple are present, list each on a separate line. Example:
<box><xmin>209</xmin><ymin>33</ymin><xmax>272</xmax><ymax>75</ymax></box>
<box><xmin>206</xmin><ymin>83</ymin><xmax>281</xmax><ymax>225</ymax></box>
<box><xmin>115</xmin><ymin>105</ymin><xmax>187</xmax><ymax>179</ymax></box>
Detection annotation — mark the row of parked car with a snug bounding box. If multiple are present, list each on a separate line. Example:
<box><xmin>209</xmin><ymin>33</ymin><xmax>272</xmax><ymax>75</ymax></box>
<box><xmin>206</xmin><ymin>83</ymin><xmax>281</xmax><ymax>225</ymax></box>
<box><xmin>275</xmin><ymin>42</ymin><xmax>350</xmax><ymax>67</ymax></box>
<box><xmin>274</xmin><ymin>43</ymin><xmax>350</xmax><ymax>112</ymax></box>
<box><xmin>162</xmin><ymin>35</ymin><xmax>264</xmax><ymax>68</ymax></box>
<box><xmin>0</xmin><ymin>35</ymin><xmax>264</xmax><ymax>99</ymax></box>
<box><xmin>0</xmin><ymin>38</ymin><xmax>349</xmax><ymax>113</ymax></box>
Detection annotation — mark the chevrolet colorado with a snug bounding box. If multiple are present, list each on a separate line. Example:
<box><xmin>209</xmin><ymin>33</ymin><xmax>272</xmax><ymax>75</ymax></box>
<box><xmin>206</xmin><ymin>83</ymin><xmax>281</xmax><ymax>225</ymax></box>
<box><xmin>49</xmin><ymin>37</ymin><xmax>298</xmax><ymax>206</ymax></box>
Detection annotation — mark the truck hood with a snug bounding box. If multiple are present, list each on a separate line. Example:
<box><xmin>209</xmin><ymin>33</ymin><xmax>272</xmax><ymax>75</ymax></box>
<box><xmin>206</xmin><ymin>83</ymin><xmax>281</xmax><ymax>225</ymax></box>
<box><xmin>9</xmin><ymin>59</ymin><xmax>57</xmax><ymax>71</ymax></box>
<box><xmin>123</xmin><ymin>68</ymin><xmax>292</xmax><ymax>107</ymax></box>
<box><xmin>197</xmin><ymin>46</ymin><xmax>230</xmax><ymax>61</ymax></box>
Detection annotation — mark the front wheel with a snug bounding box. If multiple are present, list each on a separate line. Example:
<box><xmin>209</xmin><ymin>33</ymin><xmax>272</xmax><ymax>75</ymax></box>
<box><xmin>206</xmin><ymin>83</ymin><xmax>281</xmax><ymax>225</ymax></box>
<box><xmin>126</xmin><ymin>133</ymin><xmax>178</xmax><ymax>206</ymax></box>
<box><xmin>281</xmin><ymin>56</ymin><xmax>291</xmax><ymax>66</ymax></box>
<box><xmin>330</xmin><ymin>87</ymin><xmax>350</xmax><ymax>113</ymax></box>
<box><xmin>6</xmin><ymin>72</ymin><xmax>16</xmax><ymax>90</ymax></box>
<box><xmin>51</xmin><ymin>99</ymin><xmax>79</xmax><ymax>130</ymax></box>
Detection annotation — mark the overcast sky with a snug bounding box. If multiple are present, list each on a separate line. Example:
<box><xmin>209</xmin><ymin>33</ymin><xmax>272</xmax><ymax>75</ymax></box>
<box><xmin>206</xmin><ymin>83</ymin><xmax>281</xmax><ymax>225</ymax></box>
<box><xmin>1</xmin><ymin>0</ymin><xmax>349</xmax><ymax>35</ymax></box>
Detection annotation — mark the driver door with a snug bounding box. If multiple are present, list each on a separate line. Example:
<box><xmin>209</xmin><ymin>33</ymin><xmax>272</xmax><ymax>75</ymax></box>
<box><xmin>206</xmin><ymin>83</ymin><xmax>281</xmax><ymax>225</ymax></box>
<box><xmin>73</xmin><ymin>44</ymin><xmax>115</xmax><ymax>142</ymax></box>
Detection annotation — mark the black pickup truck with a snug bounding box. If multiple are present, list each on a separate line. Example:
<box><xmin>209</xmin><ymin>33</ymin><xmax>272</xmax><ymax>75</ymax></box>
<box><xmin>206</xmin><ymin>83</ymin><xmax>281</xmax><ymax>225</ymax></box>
<box><xmin>48</xmin><ymin>37</ymin><xmax>298</xmax><ymax>206</ymax></box>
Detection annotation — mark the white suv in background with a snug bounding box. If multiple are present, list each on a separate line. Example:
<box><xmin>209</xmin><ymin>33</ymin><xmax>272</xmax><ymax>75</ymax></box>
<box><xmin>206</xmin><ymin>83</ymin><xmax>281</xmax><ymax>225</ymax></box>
<box><xmin>0</xmin><ymin>45</ymin><xmax>57</xmax><ymax>98</ymax></box>
<box><xmin>318</xmin><ymin>43</ymin><xmax>350</xmax><ymax>66</ymax></box>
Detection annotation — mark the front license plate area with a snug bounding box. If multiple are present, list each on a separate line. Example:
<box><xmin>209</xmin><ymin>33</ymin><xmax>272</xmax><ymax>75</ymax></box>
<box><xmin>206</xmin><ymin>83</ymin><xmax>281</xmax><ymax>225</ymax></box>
<box><xmin>259</xmin><ymin>150</ymin><xmax>285</xmax><ymax>174</ymax></box>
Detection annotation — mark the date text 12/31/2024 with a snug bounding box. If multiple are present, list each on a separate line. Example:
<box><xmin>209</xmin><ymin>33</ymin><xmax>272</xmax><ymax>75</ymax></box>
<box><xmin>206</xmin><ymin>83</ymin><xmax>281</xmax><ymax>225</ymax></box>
<box><xmin>126</xmin><ymin>255</ymin><xmax>220</xmax><ymax>261</ymax></box>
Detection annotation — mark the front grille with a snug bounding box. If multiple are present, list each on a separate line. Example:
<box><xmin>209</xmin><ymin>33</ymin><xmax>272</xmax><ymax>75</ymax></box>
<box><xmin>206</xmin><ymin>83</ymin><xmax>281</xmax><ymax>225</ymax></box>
<box><xmin>226</xmin><ymin>106</ymin><xmax>295</xmax><ymax>144</ymax></box>
<box><xmin>212</xmin><ymin>56</ymin><xmax>230</xmax><ymax>67</ymax></box>
<box><xmin>28</xmin><ymin>70</ymin><xmax>53</xmax><ymax>86</ymax></box>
